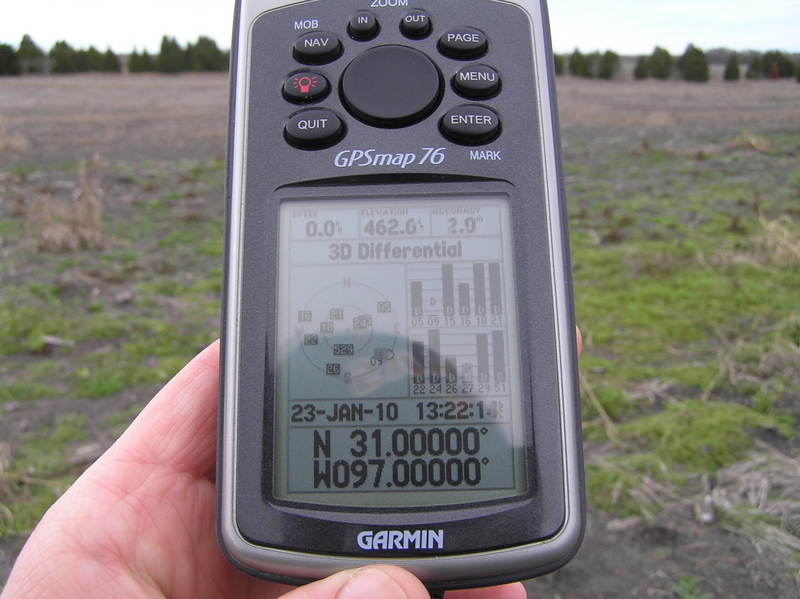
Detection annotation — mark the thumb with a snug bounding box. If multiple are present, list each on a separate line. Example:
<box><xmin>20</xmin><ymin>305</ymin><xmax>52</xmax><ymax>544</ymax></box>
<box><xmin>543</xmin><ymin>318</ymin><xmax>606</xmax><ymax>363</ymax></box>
<box><xmin>278</xmin><ymin>566</ymin><xmax>430</xmax><ymax>599</ymax></box>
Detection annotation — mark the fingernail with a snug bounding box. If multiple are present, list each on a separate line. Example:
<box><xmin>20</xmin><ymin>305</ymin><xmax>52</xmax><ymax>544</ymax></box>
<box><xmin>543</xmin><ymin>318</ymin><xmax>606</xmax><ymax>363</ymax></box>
<box><xmin>335</xmin><ymin>567</ymin><xmax>409</xmax><ymax>599</ymax></box>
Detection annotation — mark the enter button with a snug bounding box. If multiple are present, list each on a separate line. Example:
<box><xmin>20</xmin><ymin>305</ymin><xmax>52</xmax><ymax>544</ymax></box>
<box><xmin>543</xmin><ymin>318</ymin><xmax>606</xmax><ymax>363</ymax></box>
<box><xmin>440</xmin><ymin>105</ymin><xmax>500</xmax><ymax>145</ymax></box>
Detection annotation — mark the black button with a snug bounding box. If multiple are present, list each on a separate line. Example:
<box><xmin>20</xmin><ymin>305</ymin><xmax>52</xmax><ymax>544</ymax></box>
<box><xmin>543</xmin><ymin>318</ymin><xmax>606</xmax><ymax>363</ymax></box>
<box><xmin>438</xmin><ymin>27</ymin><xmax>488</xmax><ymax>60</ymax></box>
<box><xmin>348</xmin><ymin>11</ymin><xmax>379</xmax><ymax>41</ymax></box>
<box><xmin>293</xmin><ymin>32</ymin><xmax>343</xmax><ymax>65</ymax></box>
<box><xmin>440</xmin><ymin>105</ymin><xmax>500</xmax><ymax>145</ymax></box>
<box><xmin>283</xmin><ymin>72</ymin><xmax>330</xmax><ymax>104</ymax></box>
<box><xmin>400</xmin><ymin>9</ymin><xmax>432</xmax><ymax>39</ymax></box>
<box><xmin>285</xmin><ymin>109</ymin><xmax>344</xmax><ymax>150</ymax></box>
<box><xmin>453</xmin><ymin>65</ymin><xmax>500</xmax><ymax>99</ymax></box>
<box><xmin>341</xmin><ymin>45</ymin><xmax>442</xmax><ymax>128</ymax></box>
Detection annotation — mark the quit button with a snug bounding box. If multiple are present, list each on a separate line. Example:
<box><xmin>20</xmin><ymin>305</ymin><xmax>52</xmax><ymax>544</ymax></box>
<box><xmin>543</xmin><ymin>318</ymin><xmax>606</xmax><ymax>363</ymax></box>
<box><xmin>285</xmin><ymin>109</ymin><xmax>344</xmax><ymax>150</ymax></box>
<box><xmin>440</xmin><ymin>105</ymin><xmax>500</xmax><ymax>145</ymax></box>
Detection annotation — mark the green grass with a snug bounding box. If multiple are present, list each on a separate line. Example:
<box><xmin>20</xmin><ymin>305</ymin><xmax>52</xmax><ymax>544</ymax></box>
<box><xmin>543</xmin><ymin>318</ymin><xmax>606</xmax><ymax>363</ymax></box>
<box><xmin>570</xmin><ymin>133</ymin><xmax>800</xmax><ymax>519</ymax></box>
<box><xmin>0</xmin><ymin>158</ymin><xmax>225</xmax><ymax>537</ymax></box>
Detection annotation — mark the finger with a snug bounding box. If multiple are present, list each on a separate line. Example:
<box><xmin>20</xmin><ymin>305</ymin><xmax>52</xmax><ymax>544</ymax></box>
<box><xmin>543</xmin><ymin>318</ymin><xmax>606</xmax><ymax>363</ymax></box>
<box><xmin>576</xmin><ymin>325</ymin><xmax>583</xmax><ymax>356</ymax></box>
<box><xmin>445</xmin><ymin>582</ymin><xmax>527</xmax><ymax>599</ymax></box>
<box><xmin>278</xmin><ymin>566</ymin><xmax>431</xmax><ymax>599</ymax></box>
<box><xmin>109</xmin><ymin>339</ymin><xmax>221</xmax><ymax>479</ymax></box>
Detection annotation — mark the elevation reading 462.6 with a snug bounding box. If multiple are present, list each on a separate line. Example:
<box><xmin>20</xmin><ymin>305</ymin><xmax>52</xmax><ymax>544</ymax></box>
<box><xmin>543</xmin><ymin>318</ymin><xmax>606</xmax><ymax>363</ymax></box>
<box><xmin>275</xmin><ymin>196</ymin><xmax>527</xmax><ymax>507</ymax></box>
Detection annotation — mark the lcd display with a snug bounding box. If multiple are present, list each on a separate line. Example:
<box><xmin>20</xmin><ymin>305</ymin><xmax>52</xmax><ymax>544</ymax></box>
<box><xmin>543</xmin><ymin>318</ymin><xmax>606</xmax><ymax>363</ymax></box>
<box><xmin>274</xmin><ymin>196</ymin><xmax>527</xmax><ymax>507</ymax></box>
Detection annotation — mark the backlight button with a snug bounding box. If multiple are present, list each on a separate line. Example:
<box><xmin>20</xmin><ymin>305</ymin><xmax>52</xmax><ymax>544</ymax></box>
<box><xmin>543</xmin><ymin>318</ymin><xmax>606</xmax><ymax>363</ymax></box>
<box><xmin>283</xmin><ymin>72</ymin><xmax>331</xmax><ymax>104</ymax></box>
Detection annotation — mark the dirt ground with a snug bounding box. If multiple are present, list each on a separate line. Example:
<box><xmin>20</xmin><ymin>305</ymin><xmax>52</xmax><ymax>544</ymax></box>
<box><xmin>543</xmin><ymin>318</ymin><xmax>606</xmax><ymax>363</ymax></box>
<box><xmin>1</xmin><ymin>73</ymin><xmax>800</xmax><ymax>597</ymax></box>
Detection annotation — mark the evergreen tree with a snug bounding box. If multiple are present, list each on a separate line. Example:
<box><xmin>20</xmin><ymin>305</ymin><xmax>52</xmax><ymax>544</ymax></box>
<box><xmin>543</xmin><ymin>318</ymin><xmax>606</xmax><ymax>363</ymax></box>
<box><xmin>568</xmin><ymin>48</ymin><xmax>592</xmax><ymax>78</ymax></box>
<box><xmin>141</xmin><ymin>49</ymin><xmax>155</xmax><ymax>71</ymax></box>
<box><xmin>50</xmin><ymin>41</ymin><xmax>78</xmax><ymax>73</ymax></box>
<box><xmin>102</xmin><ymin>49</ymin><xmax>121</xmax><ymax>72</ymax></box>
<box><xmin>649</xmin><ymin>47</ymin><xmax>672</xmax><ymax>80</ymax></box>
<box><xmin>597</xmin><ymin>50</ymin><xmax>619</xmax><ymax>79</ymax></box>
<box><xmin>129</xmin><ymin>49</ymin><xmax>156</xmax><ymax>73</ymax></box>
<box><xmin>761</xmin><ymin>50</ymin><xmax>796</xmax><ymax>78</ymax></box>
<box><xmin>568</xmin><ymin>48</ymin><xmax>584</xmax><ymax>76</ymax></box>
<box><xmin>17</xmin><ymin>34</ymin><xmax>45</xmax><ymax>73</ymax></box>
<box><xmin>678</xmin><ymin>44</ymin><xmax>709</xmax><ymax>82</ymax></box>
<box><xmin>189</xmin><ymin>36</ymin><xmax>227</xmax><ymax>71</ymax></box>
<box><xmin>128</xmin><ymin>49</ymin><xmax>143</xmax><ymax>72</ymax></box>
<box><xmin>0</xmin><ymin>43</ymin><xmax>21</xmax><ymax>75</ymax></box>
<box><xmin>553</xmin><ymin>53</ymin><xmax>564</xmax><ymax>76</ymax></box>
<box><xmin>633</xmin><ymin>56</ymin><xmax>648</xmax><ymax>80</ymax></box>
<box><xmin>156</xmin><ymin>36</ymin><xmax>185</xmax><ymax>73</ymax></box>
<box><xmin>17</xmin><ymin>34</ymin><xmax>44</xmax><ymax>60</ymax></box>
<box><xmin>745</xmin><ymin>54</ymin><xmax>763</xmax><ymax>79</ymax></box>
<box><xmin>724</xmin><ymin>53</ymin><xmax>740</xmax><ymax>81</ymax></box>
<box><xmin>86</xmin><ymin>46</ymin><xmax>105</xmax><ymax>71</ymax></box>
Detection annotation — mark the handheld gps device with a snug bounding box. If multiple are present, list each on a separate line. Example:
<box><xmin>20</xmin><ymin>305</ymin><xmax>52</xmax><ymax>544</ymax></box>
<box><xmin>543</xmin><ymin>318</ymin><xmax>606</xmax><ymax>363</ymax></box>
<box><xmin>218</xmin><ymin>0</ymin><xmax>583</xmax><ymax>592</ymax></box>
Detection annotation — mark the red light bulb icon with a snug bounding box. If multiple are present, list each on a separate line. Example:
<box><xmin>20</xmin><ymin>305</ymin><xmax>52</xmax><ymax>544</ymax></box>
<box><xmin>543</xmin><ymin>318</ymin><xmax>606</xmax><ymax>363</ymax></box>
<box><xmin>294</xmin><ymin>75</ymin><xmax>317</xmax><ymax>94</ymax></box>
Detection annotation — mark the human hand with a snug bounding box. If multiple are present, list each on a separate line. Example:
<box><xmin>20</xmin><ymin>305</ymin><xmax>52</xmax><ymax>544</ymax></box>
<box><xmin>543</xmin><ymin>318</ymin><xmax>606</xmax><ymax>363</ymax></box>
<box><xmin>1</xmin><ymin>340</ymin><xmax>527</xmax><ymax>599</ymax></box>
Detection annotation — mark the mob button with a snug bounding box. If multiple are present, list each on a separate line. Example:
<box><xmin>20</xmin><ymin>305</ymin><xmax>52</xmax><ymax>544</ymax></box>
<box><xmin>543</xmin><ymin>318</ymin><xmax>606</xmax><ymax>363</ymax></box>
<box><xmin>293</xmin><ymin>31</ymin><xmax>343</xmax><ymax>65</ymax></box>
<box><xmin>440</xmin><ymin>105</ymin><xmax>500</xmax><ymax>146</ymax></box>
<box><xmin>285</xmin><ymin>109</ymin><xmax>344</xmax><ymax>150</ymax></box>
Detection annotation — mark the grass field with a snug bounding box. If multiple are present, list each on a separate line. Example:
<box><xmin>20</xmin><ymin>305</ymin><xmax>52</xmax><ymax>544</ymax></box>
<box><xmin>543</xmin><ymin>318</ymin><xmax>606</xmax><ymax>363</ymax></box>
<box><xmin>1</xmin><ymin>74</ymin><xmax>799</xmax><ymax>596</ymax></box>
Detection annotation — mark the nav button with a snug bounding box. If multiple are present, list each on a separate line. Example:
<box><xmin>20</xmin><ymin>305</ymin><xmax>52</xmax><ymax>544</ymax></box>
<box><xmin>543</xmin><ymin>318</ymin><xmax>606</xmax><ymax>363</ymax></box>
<box><xmin>293</xmin><ymin>31</ymin><xmax>343</xmax><ymax>65</ymax></box>
<box><xmin>285</xmin><ymin>109</ymin><xmax>344</xmax><ymax>150</ymax></box>
<box><xmin>440</xmin><ymin>105</ymin><xmax>500</xmax><ymax>146</ymax></box>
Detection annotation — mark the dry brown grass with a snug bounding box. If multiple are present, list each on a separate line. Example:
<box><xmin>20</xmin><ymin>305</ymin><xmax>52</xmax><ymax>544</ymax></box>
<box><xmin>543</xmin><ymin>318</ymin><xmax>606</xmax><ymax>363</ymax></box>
<box><xmin>758</xmin><ymin>211</ymin><xmax>800</xmax><ymax>268</ymax></box>
<box><xmin>27</xmin><ymin>153</ymin><xmax>110</xmax><ymax>252</ymax></box>
<box><xmin>0</xmin><ymin>127</ymin><xmax>30</xmax><ymax>153</ymax></box>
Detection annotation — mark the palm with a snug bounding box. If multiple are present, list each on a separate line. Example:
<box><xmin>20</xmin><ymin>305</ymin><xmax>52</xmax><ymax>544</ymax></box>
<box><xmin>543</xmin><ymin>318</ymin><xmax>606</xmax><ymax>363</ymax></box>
<box><xmin>2</xmin><ymin>341</ymin><xmax>525</xmax><ymax>599</ymax></box>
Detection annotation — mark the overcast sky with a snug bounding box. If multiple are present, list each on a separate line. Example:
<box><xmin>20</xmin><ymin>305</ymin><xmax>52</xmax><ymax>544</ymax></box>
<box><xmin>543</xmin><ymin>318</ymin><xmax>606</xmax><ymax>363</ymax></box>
<box><xmin>1</xmin><ymin>0</ymin><xmax>798</xmax><ymax>55</ymax></box>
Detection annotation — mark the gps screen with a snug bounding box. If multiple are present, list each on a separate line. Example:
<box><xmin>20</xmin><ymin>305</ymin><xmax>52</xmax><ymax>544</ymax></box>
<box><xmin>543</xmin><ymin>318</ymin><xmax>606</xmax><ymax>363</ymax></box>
<box><xmin>274</xmin><ymin>196</ymin><xmax>527</xmax><ymax>507</ymax></box>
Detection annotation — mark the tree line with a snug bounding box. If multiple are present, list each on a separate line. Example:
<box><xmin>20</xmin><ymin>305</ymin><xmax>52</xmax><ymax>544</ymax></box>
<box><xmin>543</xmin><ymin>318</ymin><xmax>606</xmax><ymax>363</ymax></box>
<box><xmin>555</xmin><ymin>45</ymin><xmax>799</xmax><ymax>82</ymax></box>
<box><xmin>0</xmin><ymin>35</ymin><xmax>229</xmax><ymax>75</ymax></box>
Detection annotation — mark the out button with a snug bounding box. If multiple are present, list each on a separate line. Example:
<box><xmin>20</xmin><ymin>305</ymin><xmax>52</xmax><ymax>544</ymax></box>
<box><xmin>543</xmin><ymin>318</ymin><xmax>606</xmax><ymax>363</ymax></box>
<box><xmin>285</xmin><ymin>109</ymin><xmax>344</xmax><ymax>150</ymax></box>
<box><xmin>440</xmin><ymin>105</ymin><xmax>500</xmax><ymax>145</ymax></box>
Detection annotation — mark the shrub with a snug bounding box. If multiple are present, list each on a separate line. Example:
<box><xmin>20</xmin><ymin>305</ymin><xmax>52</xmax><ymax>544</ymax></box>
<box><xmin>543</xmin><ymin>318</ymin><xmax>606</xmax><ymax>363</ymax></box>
<box><xmin>128</xmin><ymin>49</ymin><xmax>155</xmax><ymax>73</ymax></box>
<box><xmin>553</xmin><ymin>53</ymin><xmax>564</xmax><ymax>75</ymax></box>
<box><xmin>50</xmin><ymin>41</ymin><xmax>78</xmax><ymax>73</ymax></box>
<box><xmin>745</xmin><ymin>54</ymin><xmax>763</xmax><ymax>79</ymax></box>
<box><xmin>102</xmin><ymin>49</ymin><xmax>121</xmax><ymax>73</ymax></box>
<box><xmin>633</xmin><ymin>56</ymin><xmax>648</xmax><ymax>80</ymax></box>
<box><xmin>761</xmin><ymin>50</ymin><xmax>796</xmax><ymax>78</ymax></box>
<box><xmin>597</xmin><ymin>50</ymin><xmax>618</xmax><ymax>79</ymax></box>
<box><xmin>569</xmin><ymin>48</ymin><xmax>593</xmax><ymax>78</ymax></box>
<box><xmin>649</xmin><ymin>47</ymin><xmax>673</xmax><ymax>80</ymax></box>
<box><xmin>17</xmin><ymin>34</ymin><xmax>45</xmax><ymax>73</ymax></box>
<box><xmin>186</xmin><ymin>36</ymin><xmax>227</xmax><ymax>71</ymax></box>
<box><xmin>156</xmin><ymin>36</ymin><xmax>185</xmax><ymax>73</ymax></box>
<box><xmin>678</xmin><ymin>44</ymin><xmax>709</xmax><ymax>82</ymax></box>
<box><xmin>723</xmin><ymin>53</ymin><xmax>740</xmax><ymax>81</ymax></box>
<box><xmin>0</xmin><ymin>43</ymin><xmax>20</xmax><ymax>76</ymax></box>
